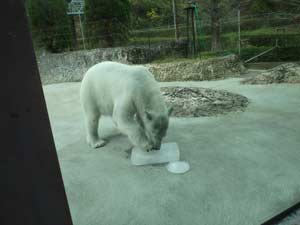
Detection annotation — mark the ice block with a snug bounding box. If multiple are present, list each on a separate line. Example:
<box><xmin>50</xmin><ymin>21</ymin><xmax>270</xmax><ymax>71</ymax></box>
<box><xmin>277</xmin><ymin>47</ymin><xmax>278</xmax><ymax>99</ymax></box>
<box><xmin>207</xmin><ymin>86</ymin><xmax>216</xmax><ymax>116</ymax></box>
<box><xmin>131</xmin><ymin>142</ymin><xmax>180</xmax><ymax>166</ymax></box>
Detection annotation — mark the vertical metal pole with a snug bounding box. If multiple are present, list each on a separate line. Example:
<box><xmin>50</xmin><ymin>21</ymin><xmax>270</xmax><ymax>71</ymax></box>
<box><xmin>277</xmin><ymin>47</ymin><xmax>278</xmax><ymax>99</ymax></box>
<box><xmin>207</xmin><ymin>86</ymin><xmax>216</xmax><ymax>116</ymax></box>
<box><xmin>78</xmin><ymin>14</ymin><xmax>86</xmax><ymax>50</ymax></box>
<box><xmin>238</xmin><ymin>8</ymin><xmax>241</xmax><ymax>56</ymax></box>
<box><xmin>172</xmin><ymin>0</ymin><xmax>179</xmax><ymax>41</ymax></box>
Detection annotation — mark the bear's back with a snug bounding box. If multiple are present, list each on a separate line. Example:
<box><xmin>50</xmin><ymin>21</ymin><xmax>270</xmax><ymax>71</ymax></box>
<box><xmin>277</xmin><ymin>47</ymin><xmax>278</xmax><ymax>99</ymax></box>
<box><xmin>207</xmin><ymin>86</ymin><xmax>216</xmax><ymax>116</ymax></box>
<box><xmin>83</xmin><ymin>61</ymin><xmax>154</xmax><ymax>89</ymax></box>
<box><xmin>80</xmin><ymin>61</ymin><xmax>160</xmax><ymax>115</ymax></box>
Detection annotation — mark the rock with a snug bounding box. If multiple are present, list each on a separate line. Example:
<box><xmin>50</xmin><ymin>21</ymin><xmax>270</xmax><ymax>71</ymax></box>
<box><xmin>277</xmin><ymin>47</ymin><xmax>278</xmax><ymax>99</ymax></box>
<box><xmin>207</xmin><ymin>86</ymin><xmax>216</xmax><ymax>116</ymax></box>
<box><xmin>241</xmin><ymin>62</ymin><xmax>300</xmax><ymax>85</ymax></box>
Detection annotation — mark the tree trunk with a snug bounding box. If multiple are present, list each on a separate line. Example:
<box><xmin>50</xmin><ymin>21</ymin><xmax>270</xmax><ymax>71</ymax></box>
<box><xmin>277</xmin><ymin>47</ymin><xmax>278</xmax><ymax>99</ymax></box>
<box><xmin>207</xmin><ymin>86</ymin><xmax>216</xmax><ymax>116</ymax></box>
<box><xmin>172</xmin><ymin>0</ymin><xmax>179</xmax><ymax>41</ymax></box>
<box><xmin>104</xmin><ymin>19</ymin><xmax>114</xmax><ymax>47</ymax></box>
<box><xmin>70</xmin><ymin>16</ymin><xmax>77</xmax><ymax>50</ymax></box>
<box><xmin>210</xmin><ymin>0</ymin><xmax>221</xmax><ymax>52</ymax></box>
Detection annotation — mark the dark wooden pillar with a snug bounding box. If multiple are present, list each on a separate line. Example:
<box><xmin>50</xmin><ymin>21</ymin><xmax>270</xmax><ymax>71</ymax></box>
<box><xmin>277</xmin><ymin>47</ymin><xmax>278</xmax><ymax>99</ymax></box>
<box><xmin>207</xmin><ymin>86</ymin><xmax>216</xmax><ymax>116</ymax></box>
<box><xmin>185</xmin><ymin>6</ymin><xmax>196</xmax><ymax>57</ymax></box>
<box><xmin>191</xmin><ymin>9</ymin><xmax>196</xmax><ymax>56</ymax></box>
<box><xmin>186</xmin><ymin>7</ymin><xmax>190</xmax><ymax>57</ymax></box>
<box><xmin>0</xmin><ymin>1</ymin><xmax>73</xmax><ymax>225</ymax></box>
<box><xmin>70</xmin><ymin>15</ymin><xmax>78</xmax><ymax>50</ymax></box>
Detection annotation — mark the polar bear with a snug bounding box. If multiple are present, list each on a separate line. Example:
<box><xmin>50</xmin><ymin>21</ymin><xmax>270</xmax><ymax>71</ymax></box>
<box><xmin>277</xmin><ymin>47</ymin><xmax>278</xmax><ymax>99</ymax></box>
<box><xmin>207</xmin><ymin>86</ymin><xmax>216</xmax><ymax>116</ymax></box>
<box><xmin>80</xmin><ymin>61</ymin><xmax>172</xmax><ymax>151</ymax></box>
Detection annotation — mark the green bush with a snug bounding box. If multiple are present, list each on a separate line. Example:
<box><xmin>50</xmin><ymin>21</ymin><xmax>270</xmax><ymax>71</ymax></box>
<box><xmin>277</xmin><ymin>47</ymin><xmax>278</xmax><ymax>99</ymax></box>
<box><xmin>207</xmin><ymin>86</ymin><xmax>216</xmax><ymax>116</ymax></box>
<box><xmin>85</xmin><ymin>0</ymin><xmax>131</xmax><ymax>48</ymax></box>
<box><xmin>243</xmin><ymin>33</ymin><xmax>300</xmax><ymax>47</ymax></box>
<box><xmin>232</xmin><ymin>46</ymin><xmax>300</xmax><ymax>62</ymax></box>
<box><xmin>26</xmin><ymin>0</ymin><xmax>72</xmax><ymax>53</ymax></box>
<box><xmin>275</xmin><ymin>47</ymin><xmax>300</xmax><ymax>61</ymax></box>
<box><xmin>232</xmin><ymin>46</ymin><xmax>269</xmax><ymax>61</ymax></box>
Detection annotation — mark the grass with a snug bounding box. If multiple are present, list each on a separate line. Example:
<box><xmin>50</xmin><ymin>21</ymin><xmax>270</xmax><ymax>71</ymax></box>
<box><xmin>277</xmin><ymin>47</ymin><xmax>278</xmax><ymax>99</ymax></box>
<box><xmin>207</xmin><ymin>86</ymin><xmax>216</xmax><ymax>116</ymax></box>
<box><xmin>129</xmin><ymin>26</ymin><xmax>300</xmax><ymax>63</ymax></box>
<box><xmin>130</xmin><ymin>26</ymin><xmax>300</xmax><ymax>46</ymax></box>
<box><xmin>129</xmin><ymin>25</ymin><xmax>300</xmax><ymax>64</ymax></box>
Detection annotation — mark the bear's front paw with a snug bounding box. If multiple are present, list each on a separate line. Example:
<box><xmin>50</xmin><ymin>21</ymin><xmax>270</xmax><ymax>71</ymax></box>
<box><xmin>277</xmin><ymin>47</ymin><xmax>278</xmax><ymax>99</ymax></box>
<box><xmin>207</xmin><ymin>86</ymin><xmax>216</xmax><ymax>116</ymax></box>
<box><xmin>87</xmin><ymin>137</ymin><xmax>107</xmax><ymax>149</ymax></box>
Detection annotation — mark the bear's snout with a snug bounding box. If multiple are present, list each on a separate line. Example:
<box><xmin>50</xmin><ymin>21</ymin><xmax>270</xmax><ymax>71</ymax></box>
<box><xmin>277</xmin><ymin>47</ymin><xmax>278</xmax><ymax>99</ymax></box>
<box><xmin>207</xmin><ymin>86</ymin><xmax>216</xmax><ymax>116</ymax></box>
<box><xmin>152</xmin><ymin>142</ymin><xmax>161</xmax><ymax>150</ymax></box>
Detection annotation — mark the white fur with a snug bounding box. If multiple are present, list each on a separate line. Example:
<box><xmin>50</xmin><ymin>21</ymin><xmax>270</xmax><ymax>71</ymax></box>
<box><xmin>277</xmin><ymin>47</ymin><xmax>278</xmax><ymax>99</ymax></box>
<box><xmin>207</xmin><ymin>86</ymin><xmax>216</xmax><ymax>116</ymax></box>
<box><xmin>80</xmin><ymin>61</ymin><xmax>169</xmax><ymax>150</ymax></box>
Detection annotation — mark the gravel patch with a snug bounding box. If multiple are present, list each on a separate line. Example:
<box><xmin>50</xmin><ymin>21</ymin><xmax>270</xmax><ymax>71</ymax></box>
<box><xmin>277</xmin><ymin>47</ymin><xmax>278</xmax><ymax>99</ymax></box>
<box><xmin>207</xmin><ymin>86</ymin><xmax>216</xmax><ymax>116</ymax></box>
<box><xmin>161</xmin><ymin>87</ymin><xmax>249</xmax><ymax>117</ymax></box>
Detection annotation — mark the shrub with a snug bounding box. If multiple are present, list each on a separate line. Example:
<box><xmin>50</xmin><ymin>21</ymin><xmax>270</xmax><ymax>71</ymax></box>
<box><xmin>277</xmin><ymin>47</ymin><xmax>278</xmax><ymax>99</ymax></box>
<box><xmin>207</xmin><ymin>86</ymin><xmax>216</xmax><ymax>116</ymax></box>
<box><xmin>26</xmin><ymin>0</ymin><xmax>72</xmax><ymax>52</ymax></box>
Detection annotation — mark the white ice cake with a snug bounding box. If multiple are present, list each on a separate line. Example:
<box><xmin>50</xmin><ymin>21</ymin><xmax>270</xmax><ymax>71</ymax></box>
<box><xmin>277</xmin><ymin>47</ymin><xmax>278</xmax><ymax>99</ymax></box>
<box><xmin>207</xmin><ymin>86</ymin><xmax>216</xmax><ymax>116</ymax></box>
<box><xmin>131</xmin><ymin>142</ymin><xmax>180</xmax><ymax>166</ymax></box>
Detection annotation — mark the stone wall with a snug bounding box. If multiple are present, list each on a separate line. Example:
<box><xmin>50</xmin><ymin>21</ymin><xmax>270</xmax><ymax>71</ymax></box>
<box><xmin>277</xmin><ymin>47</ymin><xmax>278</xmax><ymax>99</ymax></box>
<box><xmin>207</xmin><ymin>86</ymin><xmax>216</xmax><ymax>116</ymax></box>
<box><xmin>37</xmin><ymin>46</ymin><xmax>244</xmax><ymax>84</ymax></box>
<box><xmin>37</xmin><ymin>47</ymin><xmax>150</xmax><ymax>84</ymax></box>
<box><xmin>37</xmin><ymin>43</ymin><xmax>187</xmax><ymax>84</ymax></box>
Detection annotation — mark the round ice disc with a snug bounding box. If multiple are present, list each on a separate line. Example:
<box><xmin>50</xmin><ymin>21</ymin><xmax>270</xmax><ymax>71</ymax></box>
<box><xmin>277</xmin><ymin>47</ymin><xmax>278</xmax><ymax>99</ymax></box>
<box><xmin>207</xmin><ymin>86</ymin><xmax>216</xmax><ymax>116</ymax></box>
<box><xmin>166</xmin><ymin>161</ymin><xmax>190</xmax><ymax>174</ymax></box>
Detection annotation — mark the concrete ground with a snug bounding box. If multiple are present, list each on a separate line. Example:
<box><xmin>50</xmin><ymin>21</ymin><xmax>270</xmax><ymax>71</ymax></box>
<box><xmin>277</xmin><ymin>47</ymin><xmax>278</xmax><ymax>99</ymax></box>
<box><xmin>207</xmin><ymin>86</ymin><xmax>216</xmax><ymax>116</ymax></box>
<box><xmin>43</xmin><ymin>73</ymin><xmax>300</xmax><ymax>225</ymax></box>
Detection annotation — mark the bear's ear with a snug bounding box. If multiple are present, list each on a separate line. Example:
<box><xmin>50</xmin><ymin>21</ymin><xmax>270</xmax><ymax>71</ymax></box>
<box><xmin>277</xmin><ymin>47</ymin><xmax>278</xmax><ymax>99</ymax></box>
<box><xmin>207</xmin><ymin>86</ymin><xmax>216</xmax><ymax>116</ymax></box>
<box><xmin>145</xmin><ymin>111</ymin><xmax>153</xmax><ymax>121</ymax></box>
<box><xmin>168</xmin><ymin>107</ymin><xmax>173</xmax><ymax>116</ymax></box>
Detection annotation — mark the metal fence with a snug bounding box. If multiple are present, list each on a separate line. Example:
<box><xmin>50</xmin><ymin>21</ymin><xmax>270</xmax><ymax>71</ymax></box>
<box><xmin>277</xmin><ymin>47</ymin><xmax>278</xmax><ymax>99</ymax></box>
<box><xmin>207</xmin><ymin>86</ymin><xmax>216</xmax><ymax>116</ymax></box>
<box><xmin>30</xmin><ymin>11</ymin><xmax>300</xmax><ymax>62</ymax></box>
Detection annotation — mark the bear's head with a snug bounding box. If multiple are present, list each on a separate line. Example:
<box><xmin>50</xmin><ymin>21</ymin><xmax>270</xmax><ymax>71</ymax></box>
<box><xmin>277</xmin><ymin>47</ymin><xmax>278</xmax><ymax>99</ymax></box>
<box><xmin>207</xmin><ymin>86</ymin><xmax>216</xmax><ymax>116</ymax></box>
<box><xmin>140</xmin><ymin>107</ymin><xmax>173</xmax><ymax>150</ymax></box>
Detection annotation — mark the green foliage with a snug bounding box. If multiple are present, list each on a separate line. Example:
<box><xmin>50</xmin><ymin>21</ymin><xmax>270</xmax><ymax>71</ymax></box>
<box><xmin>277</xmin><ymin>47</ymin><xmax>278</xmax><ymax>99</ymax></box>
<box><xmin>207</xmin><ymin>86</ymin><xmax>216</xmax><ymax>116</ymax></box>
<box><xmin>275</xmin><ymin>47</ymin><xmax>300</xmax><ymax>61</ymax></box>
<box><xmin>248</xmin><ymin>0</ymin><xmax>273</xmax><ymax>14</ymax></box>
<box><xmin>129</xmin><ymin>0</ymin><xmax>184</xmax><ymax>29</ymax></box>
<box><xmin>26</xmin><ymin>0</ymin><xmax>72</xmax><ymax>53</ymax></box>
<box><xmin>84</xmin><ymin>0</ymin><xmax>131</xmax><ymax>48</ymax></box>
<box><xmin>146</xmin><ymin>8</ymin><xmax>160</xmax><ymax>21</ymax></box>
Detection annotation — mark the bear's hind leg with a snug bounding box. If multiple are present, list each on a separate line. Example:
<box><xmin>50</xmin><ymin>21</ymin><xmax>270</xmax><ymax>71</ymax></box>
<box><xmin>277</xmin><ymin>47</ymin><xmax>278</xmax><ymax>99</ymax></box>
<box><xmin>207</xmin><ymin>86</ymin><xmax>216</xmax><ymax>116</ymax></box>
<box><xmin>84</xmin><ymin>111</ymin><xmax>107</xmax><ymax>149</ymax></box>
